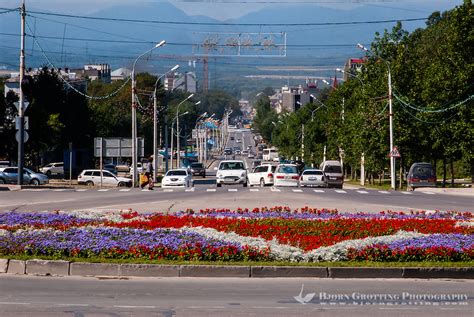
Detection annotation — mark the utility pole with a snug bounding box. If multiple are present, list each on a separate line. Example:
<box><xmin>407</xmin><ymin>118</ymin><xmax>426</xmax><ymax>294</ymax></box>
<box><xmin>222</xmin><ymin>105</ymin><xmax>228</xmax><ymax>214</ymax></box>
<box><xmin>388</xmin><ymin>68</ymin><xmax>395</xmax><ymax>190</ymax></box>
<box><xmin>164</xmin><ymin>114</ymin><xmax>169</xmax><ymax>172</ymax></box>
<box><xmin>17</xmin><ymin>0</ymin><xmax>26</xmax><ymax>185</ymax></box>
<box><xmin>301</xmin><ymin>124</ymin><xmax>304</xmax><ymax>162</ymax></box>
<box><xmin>131</xmin><ymin>70</ymin><xmax>138</xmax><ymax>187</ymax></box>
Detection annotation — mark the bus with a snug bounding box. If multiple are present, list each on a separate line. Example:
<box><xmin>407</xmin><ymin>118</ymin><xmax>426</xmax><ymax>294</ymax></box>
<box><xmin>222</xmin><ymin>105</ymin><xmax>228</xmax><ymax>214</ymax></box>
<box><xmin>262</xmin><ymin>148</ymin><xmax>279</xmax><ymax>162</ymax></box>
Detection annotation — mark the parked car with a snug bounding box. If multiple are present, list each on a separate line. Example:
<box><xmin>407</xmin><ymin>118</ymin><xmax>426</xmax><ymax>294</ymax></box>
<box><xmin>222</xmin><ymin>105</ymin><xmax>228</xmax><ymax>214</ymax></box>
<box><xmin>0</xmin><ymin>160</ymin><xmax>11</xmax><ymax>168</ymax></box>
<box><xmin>0</xmin><ymin>167</ymin><xmax>49</xmax><ymax>185</ymax></box>
<box><xmin>189</xmin><ymin>162</ymin><xmax>206</xmax><ymax>177</ymax></box>
<box><xmin>40</xmin><ymin>162</ymin><xmax>64</xmax><ymax>176</ymax></box>
<box><xmin>273</xmin><ymin>164</ymin><xmax>300</xmax><ymax>187</ymax></box>
<box><xmin>77</xmin><ymin>169</ymin><xmax>132</xmax><ymax>187</ymax></box>
<box><xmin>320</xmin><ymin>160</ymin><xmax>344</xmax><ymax>188</ymax></box>
<box><xmin>103</xmin><ymin>164</ymin><xmax>117</xmax><ymax>175</ymax></box>
<box><xmin>247</xmin><ymin>164</ymin><xmax>276</xmax><ymax>187</ymax></box>
<box><xmin>215</xmin><ymin>160</ymin><xmax>247</xmax><ymax>187</ymax></box>
<box><xmin>407</xmin><ymin>162</ymin><xmax>436</xmax><ymax>191</ymax></box>
<box><xmin>300</xmin><ymin>169</ymin><xmax>327</xmax><ymax>187</ymax></box>
<box><xmin>236</xmin><ymin>138</ymin><xmax>242</xmax><ymax>143</ymax></box>
<box><xmin>161</xmin><ymin>169</ymin><xmax>193</xmax><ymax>188</ymax></box>
<box><xmin>248</xmin><ymin>152</ymin><xmax>255</xmax><ymax>159</ymax></box>
<box><xmin>224</xmin><ymin>148</ymin><xmax>233</xmax><ymax>155</ymax></box>
<box><xmin>129</xmin><ymin>162</ymin><xmax>144</xmax><ymax>176</ymax></box>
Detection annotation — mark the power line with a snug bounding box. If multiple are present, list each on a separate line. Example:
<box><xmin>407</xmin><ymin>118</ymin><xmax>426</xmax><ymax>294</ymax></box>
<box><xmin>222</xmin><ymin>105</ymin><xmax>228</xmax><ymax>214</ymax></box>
<box><xmin>27</xmin><ymin>9</ymin><xmax>426</xmax><ymax>27</ymax></box>
<box><xmin>25</xmin><ymin>21</ymin><xmax>132</xmax><ymax>101</ymax></box>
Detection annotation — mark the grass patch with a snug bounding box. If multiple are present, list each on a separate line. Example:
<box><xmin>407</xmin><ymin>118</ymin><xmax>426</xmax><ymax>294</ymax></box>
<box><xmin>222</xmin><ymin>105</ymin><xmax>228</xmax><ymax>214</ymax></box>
<box><xmin>1</xmin><ymin>255</ymin><xmax>472</xmax><ymax>268</ymax></box>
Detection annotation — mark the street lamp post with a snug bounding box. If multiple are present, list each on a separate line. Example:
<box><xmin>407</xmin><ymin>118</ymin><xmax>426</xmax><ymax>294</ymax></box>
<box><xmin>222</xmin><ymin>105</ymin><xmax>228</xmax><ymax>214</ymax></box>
<box><xmin>357</xmin><ymin>43</ymin><xmax>395</xmax><ymax>190</ymax></box>
<box><xmin>131</xmin><ymin>40</ymin><xmax>166</xmax><ymax>187</ymax></box>
<box><xmin>153</xmin><ymin>64</ymin><xmax>179</xmax><ymax>182</ymax></box>
<box><xmin>174</xmin><ymin>94</ymin><xmax>194</xmax><ymax>168</ymax></box>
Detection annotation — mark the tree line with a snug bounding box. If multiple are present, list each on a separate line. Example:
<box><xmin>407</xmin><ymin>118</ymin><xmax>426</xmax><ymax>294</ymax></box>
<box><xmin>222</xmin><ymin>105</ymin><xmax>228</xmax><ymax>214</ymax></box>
<box><xmin>253</xmin><ymin>1</ymin><xmax>473</xmax><ymax>185</ymax></box>
<box><xmin>0</xmin><ymin>68</ymin><xmax>241</xmax><ymax>169</ymax></box>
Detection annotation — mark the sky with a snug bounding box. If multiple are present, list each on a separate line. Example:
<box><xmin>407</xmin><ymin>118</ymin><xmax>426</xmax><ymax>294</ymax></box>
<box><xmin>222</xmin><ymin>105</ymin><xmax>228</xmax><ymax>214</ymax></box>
<box><xmin>1</xmin><ymin>0</ymin><xmax>465</xmax><ymax>20</ymax></box>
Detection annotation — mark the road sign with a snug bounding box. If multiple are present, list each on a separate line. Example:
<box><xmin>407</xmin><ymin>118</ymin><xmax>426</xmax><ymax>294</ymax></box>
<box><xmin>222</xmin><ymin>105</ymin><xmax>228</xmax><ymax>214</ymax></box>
<box><xmin>15</xmin><ymin>116</ymin><xmax>28</xmax><ymax>130</ymax></box>
<box><xmin>15</xmin><ymin>130</ymin><xmax>29</xmax><ymax>143</ymax></box>
<box><xmin>389</xmin><ymin>146</ymin><xmax>401</xmax><ymax>158</ymax></box>
<box><xmin>14</xmin><ymin>101</ymin><xmax>29</xmax><ymax>112</ymax></box>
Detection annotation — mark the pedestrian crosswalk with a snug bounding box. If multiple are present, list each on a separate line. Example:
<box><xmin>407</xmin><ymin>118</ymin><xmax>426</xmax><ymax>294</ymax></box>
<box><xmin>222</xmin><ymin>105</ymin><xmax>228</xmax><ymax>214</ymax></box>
<box><xmin>20</xmin><ymin>187</ymin><xmax>439</xmax><ymax>196</ymax></box>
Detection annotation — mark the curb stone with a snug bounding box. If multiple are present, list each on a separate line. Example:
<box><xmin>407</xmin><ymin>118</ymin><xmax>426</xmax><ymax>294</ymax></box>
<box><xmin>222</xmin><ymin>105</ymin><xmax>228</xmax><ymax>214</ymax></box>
<box><xmin>26</xmin><ymin>260</ymin><xmax>69</xmax><ymax>276</ymax></box>
<box><xmin>7</xmin><ymin>260</ymin><xmax>26</xmax><ymax>274</ymax></box>
<box><xmin>70</xmin><ymin>262</ymin><xmax>120</xmax><ymax>276</ymax></box>
<box><xmin>329</xmin><ymin>267</ymin><xmax>403</xmax><ymax>279</ymax></box>
<box><xmin>1</xmin><ymin>260</ymin><xmax>473</xmax><ymax>279</ymax></box>
<box><xmin>120</xmin><ymin>264</ymin><xmax>179</xmax><ymax>277</ymax></box>
<box><xmin>403</xmin><ymin>267</ymin><xmax>474</xmax><ymax>279</ymax></box>
<box><xmin>0</xmin><ymin>259</ymin><xmax>8</xmax><ymax>273</ymax></box>
<box><xmin>251</xmin><ymin>266</ymin><xmax>328</xmax><ymax>278</ymax></box>
<box><xmin>180</xmin><ymin>265</ymin><xmax>250</xmax><ymax>277</ymax></box>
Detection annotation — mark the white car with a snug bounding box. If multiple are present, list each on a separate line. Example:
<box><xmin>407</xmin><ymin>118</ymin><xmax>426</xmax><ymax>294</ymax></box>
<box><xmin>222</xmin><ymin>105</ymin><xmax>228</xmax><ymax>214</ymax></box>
<box><xmin>273</xmin><ymin>164</ymin><xmax>300</xmax><ymax>187</ymax></box>
<box><xmin>40</xmin><ymin>162</ymin><xmax>64</xmax><ymax>176</ymax></box>
<box><xmin>129</xmin><ymin>162</ymin><xmax>144</xmax><ymax>176</ymax></box>
<box><xmin>300</xmin><ymin>169</ymin><xmax>327</xmax><ymax>187</ymax></box>
<box><xmin>215</xmin><ymin>160</ymin><xmax>247</xmax><ymax>187</ymax></box>
<box><xmin>161</xmin><ymin>169</ymin><xmax>193</xmax><ymax>188</ymax></box>
<box><xmin>247</xmin><ymin>164</ymin><xmax>276</xmax><ymax>187</ymax></box>
<box><xmin>77</xmin><ymin>169</ymin><xmax>132</xmax><ymax>187</ymax></box>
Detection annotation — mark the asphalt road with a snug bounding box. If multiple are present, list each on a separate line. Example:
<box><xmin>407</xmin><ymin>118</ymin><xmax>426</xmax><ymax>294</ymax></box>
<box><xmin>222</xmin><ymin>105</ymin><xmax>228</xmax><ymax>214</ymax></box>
<box><xmin>0</xmin><ymin>275</ymin><xmax>472</xmax><ymax>317</ymax></box>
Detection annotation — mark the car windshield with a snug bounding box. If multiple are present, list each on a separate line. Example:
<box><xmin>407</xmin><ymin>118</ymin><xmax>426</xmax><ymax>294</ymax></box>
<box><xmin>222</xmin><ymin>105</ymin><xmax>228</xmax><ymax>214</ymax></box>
<box><xmin>220</xmin><ymin>162</ymin><xmax>245</xmax><ymax>170</ymax></box>
<box><xmin>324</xmin><ymin>165</ymin><xmax>342</xmax><ymax>173</ymax></box>
<box><xmin>191</xmin><ymin>163</ymin><xmax>203</xmax><ymax>168</ymax></box>
<box><xmin>277</xmin><ymin>165</ymin><xmax>298</xmax><ymax>174</ymax></box>
<box><xmin>167</xmin><ymin>170</ymin><xmax>187</xmax><ymax>176</ymax></box>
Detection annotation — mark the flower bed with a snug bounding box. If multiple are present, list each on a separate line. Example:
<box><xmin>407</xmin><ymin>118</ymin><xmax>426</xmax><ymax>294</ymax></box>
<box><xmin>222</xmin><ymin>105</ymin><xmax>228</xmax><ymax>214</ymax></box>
<box><xmin>0</xmin><ymin>208</ymin><xmax>472</xmax><ymax>263</ymax></box>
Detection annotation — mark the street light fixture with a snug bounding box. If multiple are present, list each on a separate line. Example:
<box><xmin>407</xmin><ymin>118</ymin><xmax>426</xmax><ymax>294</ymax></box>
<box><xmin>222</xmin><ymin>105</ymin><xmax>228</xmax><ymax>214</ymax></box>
<box><xmin>336</xmin><ymin>68</ymin><xmax>364</xmax><ymax>86</ymax></box>
<box><xmin>357</xmin><ymin>42</ymin><xmax>396</xmax><ymax>190</ymax></box>
<box><xmin>131</xmin><ymin>40</ymin><xmax>166</xmax><ymax>187</ymax></box>
<box><xmin>153</xmin><ymin>64</ymin><xmax>179</xmax><ymax>182</ymax></box>
<box><xmin>322</xmin><ymin>79</ymin><xmax>331</xmax><ymax>86</ymax></box>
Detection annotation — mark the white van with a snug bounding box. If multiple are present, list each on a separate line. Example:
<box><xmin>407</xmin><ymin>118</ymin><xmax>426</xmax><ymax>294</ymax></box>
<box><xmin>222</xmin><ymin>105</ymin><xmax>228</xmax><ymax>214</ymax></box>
<box><xmin>262</xmin><ymin>148</ymin><xmax>279</xmax><ymax>162</ymax></box>
<box><xmin>320</xmin><ymin>160</ymin><xmax>344</xmax><ymax>188</ymax></box>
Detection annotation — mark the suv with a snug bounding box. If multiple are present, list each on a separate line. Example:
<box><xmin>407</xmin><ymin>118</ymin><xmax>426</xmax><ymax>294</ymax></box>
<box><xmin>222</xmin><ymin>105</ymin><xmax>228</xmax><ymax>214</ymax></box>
<box><xmin>190</xmin><ymin>162</ymin><xmax>206</xmax><ymax>177</ymax></box>
<box><xmin>40</xmin><ymin>162</ymin><xmax>64</xmax><ymax>176</ymax></box>
<box><xmin>215</xmin><ymin>160</ymin><xmax>247</xmax><ymax>187</ymax></box>
<box><xmin>78</xmin><ymin>169</ymin><xmax>132</xmax><ymax>187</ymax></box>
<box><xmin>248</xmin><ymin>164</ymin><xmax>276</xmax><ymax>187</ymax></box>
<box><xmin>407</xmin><ymin>162</ymin><xmax>436</xmax><ymax>191</ymax></box>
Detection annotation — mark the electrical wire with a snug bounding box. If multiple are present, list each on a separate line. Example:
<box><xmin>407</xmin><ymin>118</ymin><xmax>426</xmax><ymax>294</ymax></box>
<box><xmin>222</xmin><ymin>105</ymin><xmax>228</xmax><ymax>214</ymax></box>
<box><xmin>393</xmin><ymin>91</ymin><xmax>473</xmax><ymax>113</ymax></box>
<box><xmin>25</xmin><ymin>21</ymin><xmax>132</xmax><ymax>100</ymax></box>
<box><xmin>397</xmin><ymin>100</ymin><xmax>460</xmax><ymax>124</ymax></box>
<box><xmin>27</xmin><ymin>9</ymin><xmax>426</xmax><ymax>27</ymax></box>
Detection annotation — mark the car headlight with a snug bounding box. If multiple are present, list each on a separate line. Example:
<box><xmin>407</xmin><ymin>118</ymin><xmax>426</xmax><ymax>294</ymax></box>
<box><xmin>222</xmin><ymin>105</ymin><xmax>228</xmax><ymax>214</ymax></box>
<box><xmin>217</xmin><ymin>173</ymin><xmax>222</xmax><ymax>178</ymax></box>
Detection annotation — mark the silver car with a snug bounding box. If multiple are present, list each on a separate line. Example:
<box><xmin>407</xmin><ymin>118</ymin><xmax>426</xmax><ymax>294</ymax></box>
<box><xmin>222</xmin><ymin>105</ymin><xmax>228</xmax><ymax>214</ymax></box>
<box><xmin>0</xmin><ymin>167</ymin><xmax>49</xmax><ymax>185</ymax></box>
<box><xmin>300</xmin><ymin>169</ymin><xmax>327</xmax><ymax>187</ymax></box>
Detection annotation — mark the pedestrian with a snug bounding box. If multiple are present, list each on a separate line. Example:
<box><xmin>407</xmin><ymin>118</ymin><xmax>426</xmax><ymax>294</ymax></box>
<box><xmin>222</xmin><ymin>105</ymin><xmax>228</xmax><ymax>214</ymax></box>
<box><xmin>140</xmin><ymin>156</ymin><xmax>154</xmax><ymax>190</ymax></box>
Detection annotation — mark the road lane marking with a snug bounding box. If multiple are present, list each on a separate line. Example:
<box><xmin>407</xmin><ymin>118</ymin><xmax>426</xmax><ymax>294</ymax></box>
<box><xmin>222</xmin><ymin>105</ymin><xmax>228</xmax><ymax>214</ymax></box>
<box><xmin>292</xmin><ymin>189</ymin><xmax>303</xmax><ymax>192</ymax></box>
<box><xmin>271</xmin><ymin>187</ymin><xmax>280</xmax><ymax>192</ymax></box>
<box><xmin>55</xmin><ymin>303</ymin><xmax>90</xmax><ymax>307</ymax></box>
<box><xmin>421</xmin><ymin>191</ymin><xmax>435</xmax><ymax>195</ymax></box>
<box><xmin>249</xmin><ymin>188</ymin><xmax>259</xmax><ymax>192</ymax></box>
<box><xmin>0</xmin><ymin>302</ymin><xmax>31</xmax><ymax>305</ymax></box>
<box><xmin>207</xmin><ymin>188</ymin><xmax>216</xmax><ymax>192</ymax></box>
<box><xmin>119</xmin><ymin>189</ymin><xmax>131</xmax><ymax>192</ymax></box>
<box><xmin>76</xmin><ymin>189</ymin><xmax>88</xmax><ymax>192</ymax></box>
<box><xmin>185</xmin><ymin>187</ymin><xmax>195</xmax><ymax>192</ymax></box>
<box><xmin>401</xmin><ymin>191</ymin><xmax>412</xmax><ymax>195</ymax></box>
<box><xmin>357</xmin><ymin>190</ymin><xmax>369</xmax><ymax>194</ymax></box>
<box><xmin>163</xmin><ymin>189</ymin><xmax>174</xmax><ymax>192</ymax></box>
<box><xmin>228</xmin><ymin>188</ymin><xmax>238</xmax><ymax>192</ymax></box>
<box><xmin>313</xmin><ymin>189</ymin><xmax>325</xmax><ymax>193</ymax></box>
<box><xmin>23</xmin><ymin>188</ymin><xmax>48</xmax><ymax>191</ymax></box>
<box><xmin>378</xmin><ymin>191</ymin><xmax>390</xmax><ymax>194</ymax></box>
<box><xmin>335</xmin><ymin>190</ymin><xmax>347</xmax><ymax>193</ymax></box>
<box><xmin>53</xmin><ymin>189</ymin><xmax>68</xmax><ymax>192</ymax></box>
<box><xmin>113</xmin><ymin>305</ymin><xmax>156</xmax><ymax>309</ymax></box>
<box><xmin>98</xmin><ymin>189</ymin><xmax>109</xmax><ymax>192</ymax></box>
